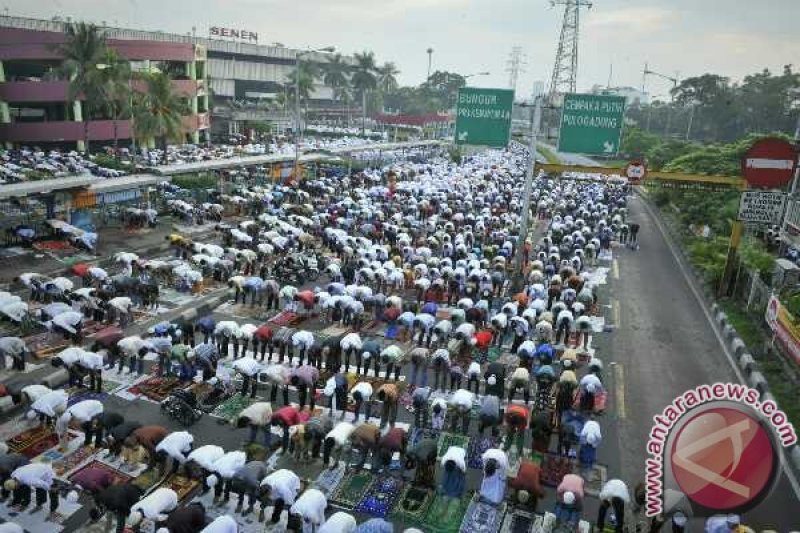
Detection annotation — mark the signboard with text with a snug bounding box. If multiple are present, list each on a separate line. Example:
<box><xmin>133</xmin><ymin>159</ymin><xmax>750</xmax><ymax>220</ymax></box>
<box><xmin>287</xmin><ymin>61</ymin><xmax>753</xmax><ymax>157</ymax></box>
<box><xmin>558</xmin><ymin>93</ymin><xmax>626</xmax><ymax>155</ymax></box>
<box><xmin>454</xmin><ymin>87</ymin><xmax>514</xmax><ymax>147</ymax></box>
<box><xmin>766</xmin><ymin>296</ymin><xmax>800</xmax><ymax>366</ymax></box>
<box><xmin>209</xmin><ymin>26</ymin><xmax>258</xmax><ymax>42</ymax></box>
<box><xmin>738</xmin><ymin>190</ymin><xmax>786</xmax><ymax>225</ymax></box>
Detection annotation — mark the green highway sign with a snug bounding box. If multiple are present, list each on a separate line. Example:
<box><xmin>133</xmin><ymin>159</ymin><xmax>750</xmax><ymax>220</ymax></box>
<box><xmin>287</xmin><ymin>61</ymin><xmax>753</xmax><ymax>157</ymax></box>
<box><xmin>558</xmin><ymin>93</ymin><xmax>626</xmax><ymax>155</ymax></box>
<box><xmin>454</xmin><ymin>87</ymin><xmax>514</xmax><ymax>147</ymax></box>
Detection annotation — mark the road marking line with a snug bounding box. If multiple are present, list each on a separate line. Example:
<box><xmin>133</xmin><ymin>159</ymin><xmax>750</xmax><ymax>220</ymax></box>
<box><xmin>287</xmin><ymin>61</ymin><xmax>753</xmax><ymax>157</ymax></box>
<box><xmin>615</xmin><ymin>363</ymin><xmax>626</xmax><ymax>419</ymax></box>
<box><xmin>612</xmin><ymin>259</ymin><xmax>620</xmax><ymax>279</ymax></box>
<box><xmin>611</xmin><ymin>297</ymin><xmax>621</xmax><ymax>326</ymax></box>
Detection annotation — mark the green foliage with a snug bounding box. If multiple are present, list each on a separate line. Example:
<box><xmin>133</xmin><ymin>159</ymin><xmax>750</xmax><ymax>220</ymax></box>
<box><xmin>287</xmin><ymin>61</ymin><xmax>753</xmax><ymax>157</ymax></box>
<box><xmin>448</xmin><ymin>146</ymin><xmax>462</xmax><ymax>165</ymax></box>
<box><xmin>172</xmin><ymin>173</ymin><xmax>218</xmax><ymax>190</ymax></box>
<box><xmin>620</xmin><ymin>127</ymin><xmax>661</xmax><ymax>157</ymax></box>
<box><xmin>93</xmin><ymin>154</ymin><xmax>135</xmax><ymax>172</ymax></box>
<box><xmin>686</xmin><ymin>236</ymin><xmax>729</xmax><ymax>284</ymax></box>
<box><xmin>651</xmin><ymin>188</ymin><xmax>672</xmax><ymax>207</ymax></box>
<box><xmin>133</xmin><ymin>71</ymin><xmax>189</xmax><ymax>160</ymax></box>
<box><xmin>738</xmin><ymin>238</ymin><xmax>775</xmax><ymax>276</ymax></box>
<box><xmin>645</xmin><ymin>139</ymin><xmax>694</xmax><ymax>170</ymax></box>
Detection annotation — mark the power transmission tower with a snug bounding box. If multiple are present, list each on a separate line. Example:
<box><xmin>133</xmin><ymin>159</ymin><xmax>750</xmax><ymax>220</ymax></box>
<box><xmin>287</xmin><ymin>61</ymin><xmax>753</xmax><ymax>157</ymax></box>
<box><xmin>548</xmin><ymin>0</ymin><xmax>592</xmax><ymax>98</ymax></box>
<box><xmin>506</xmin><ymin>46</ymin><xmax>526</xmax><ymax>94</ymax></box>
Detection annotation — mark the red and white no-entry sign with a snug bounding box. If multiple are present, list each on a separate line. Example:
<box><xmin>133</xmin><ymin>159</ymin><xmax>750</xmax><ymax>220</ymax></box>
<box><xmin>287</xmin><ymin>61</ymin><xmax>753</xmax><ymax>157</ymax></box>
<box><xmin>741</xmin><ymin>138</ymin><xmax>798</xmax><ymax>189</ymax></box>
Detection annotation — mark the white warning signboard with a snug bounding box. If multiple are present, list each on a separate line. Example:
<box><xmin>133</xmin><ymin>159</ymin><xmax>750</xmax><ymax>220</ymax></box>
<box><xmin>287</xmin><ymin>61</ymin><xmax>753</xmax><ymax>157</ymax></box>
<box><xmin>738</xmin><ymin>190</ymin><xmax>787</xmax><ymax>225</ymax></box>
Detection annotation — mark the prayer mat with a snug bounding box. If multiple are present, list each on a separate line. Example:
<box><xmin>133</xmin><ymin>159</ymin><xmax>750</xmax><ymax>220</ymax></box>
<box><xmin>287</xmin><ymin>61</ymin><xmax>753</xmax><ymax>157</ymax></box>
<box><xmin>540</xmin><ymin>453</ymin><xmax>577</xmax><ymax>487</ymax></box>
<box><xmin>437</xmin><ymin>432</ymin><xmax>470</xmax><ymax>459</ymax></box>
<box><xmin>331</xmin><ymin>470</ymin><xmax>373</xmax><ymax>508</ymax></box>
<box><xmin>127</xmin><ymin>376</ymin><xmax>184</xmax><ymax>402</ymax></box>
<box><xmin>499</xmin><ymin>508</ymin><xmax>536</xmax><ymax>533</ymax></box>
<box><xmin>583</xmin><ymin>463</ymin><xmax>608</xmax><ymax>498</ymax></box>
<box><xmin>0</xmin><ymin>499</ymin><xmax>81</xmax><ymax>533</ymax></box>
<box><xmin>460</xmin><ymin>498</ymin><xmax>506</xmax><ymax>533</ymax></box>
<box><xmin>354</xmin><ymin>475</ymin><xmax>404</xmax><ymax>518</ymax></box>
<box><xmin>321</xmin><ymin>324</ymin><xmax>350</xmax><ymax>336</ymax></box>
<box><xmin>51</xmin><ymin>444</ymin><xmax>95</xmax><ymax>476</ymax></box>
<box><xmin>244</xmin><ymin>442</ymin><xmax>271</xmax><ymax>462</ymax></box>
<box><xmin>408</xmin><ymin>427</ymin><xmax>435</xmax><ymax>450</ymax></box>
<box><xmin>132</xmin><ymin>468</ymin><xmax>163</xmax><ymax>491</ymax></box>
<box><xmin>423</xmin><ymin>493</ymin><xmax>472</xmax><ymax>533</ymax></box>
<box><xmin>313</xmin><ymin>462</ymin><xmax>346</xmax><ymax>496</ymax></box>
<box><xmin>162</xmin><ymin>473</ymin><xmax>201</xmax><ymax>502</ymax></box>
<box><xmin>24</xmin><ymin>331</ymin><xmax>69</xmax><ymax>359</ymax></box>
<box><xmin>5</xmin><ymin>425</ymin><xmax>60</xmax><ymax>459</ymax></box>
<box><xmin>467</xmin><ymin>435</ymin><xmax>499</xmax><ymax>469</ymax></box>
<box><xmin>268</xmin><ymin>311</ymin><xmax>300</xmax><ymax>327</ymax></box>
<box><xmin>211</xmin><ymin>394</ymin><xmax>257</xmax><ymax>422</ymax></box>
<box><xmin>68</xmin><ymin>459</ymin><xmax>132</xmax><ymax>486</ymax></box>
<box><xmin>392</xmin><ymin>485</ymin><xmax>434</xmax><ymax>523</ymax></box>
<box><xmin>67</xmin><ymin>391</ymin><xmax>107</xmax><ymax>407</ymax></box>
<box><xmin>360</xmin><ymin>320</ymin><xmax>382</xmax><ymax>335</ymax></box>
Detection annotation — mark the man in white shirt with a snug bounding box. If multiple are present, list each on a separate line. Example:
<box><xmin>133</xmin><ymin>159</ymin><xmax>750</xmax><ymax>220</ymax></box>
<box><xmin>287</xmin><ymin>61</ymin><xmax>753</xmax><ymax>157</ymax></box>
<box><xmin>29</xmin><ymin>389</ymin><xmax>68</xmax><ymax>427</ymax></box>
<box><xmin>127</xmin><ymin>487</ymin><xmax>178</xmax><ymax>530</ymax></box>
<box><xmin>350</xmin><ymin>381</ymin><xmax>373</xmax><ymax>423</ymax></box>
<box><xmin>208</xmin><ymin>450</ymin><xmax>246</xmax><ymax>504</ymax></box>
<box><xmin>185</xmin><ymin>445</ymin><xmax>224</xmax><ymax>494</ymax></box>
<box><xmin>154</xmin><ymin>431</ymin><xmax>194</xmax><ymax>477</ymax></box>
<box><xmin>259</xmin><ymin>469</ymin><xmax>302</xmax><ymax>523</ymax></box>
<box><xmin>77</xmin><ymin>350</ymin><xmax>105</xmax><ymax>393</ymax></box>
<box><xmin>0</xmin><ymin>336</ymin><xmax>27</xmax><ymax>371</ymax></box>
<box><xmin>232</xmin><ymin>357</ymin><xmax>262</xmax><ymax>398</ymax></box>
<box><xmin>56</xmin><ymin>399</ymin><xmax>104</xmax><ymax>446</ymax></box>
<box><xmin>6</xmin><ymin>463</ymin><xmax>58</xmax><ymax>517</ymax></box>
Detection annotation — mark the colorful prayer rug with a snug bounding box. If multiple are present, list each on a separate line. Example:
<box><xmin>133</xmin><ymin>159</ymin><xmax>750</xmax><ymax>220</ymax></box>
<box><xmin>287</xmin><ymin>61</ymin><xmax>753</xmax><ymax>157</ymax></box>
<box><xmin>68</xmin><ymin>459</ymin><xmax>133</xmax><ymax>486</ymax></box>
<box><xmin>268</xmin><ymin>311</ymin><xmax>302</xmax><ymax>327</ymax></box>
<box><xmin>5</xmin><ymin>425</ymin><xmax>60</xmax><ymax>459</ymax></box>
<box><xmin>131</xmin><ymin>468</ymin><xmax>163</xmax><ymax>491</ymax></box>
<box><xmin>51</xmin><ymin>444</ymin><xmax>95</xmax><ymax>476</ymax></box>
<box><xmin>354</xmin><ymin>475</ymin><xmax>404</xmax><ymax>519</ymax></box>
<box><xmin>540</xmin><ymin>453</ymin><xmax>577</xmax><ymax>487</ymax></box>
<box><xmin>499</xmin><ymin>509</ymin><xmax>537</xmax><ymax>533</ymax></box>
<box><xmin>331</xmin><ymin>470</ymin><xmax>373</xmax><ymax>508</ymax></box>
<box><xmin>423</xmin><ymin>493</ymin><xmax>471</xmax><ymax>533</ymax></box>
<box><xmin>162</xmin><ymin>473</ymin><xmax>201</xmax><ymax>501</ymax></box>
<box><xmin>437</xmin><ymin>432</ymin><xmax>470</xmax><ymax>459</ymax></box>
<box><xmin>67</xmin><ymin>391</ymin><xmax>108</xmax><ymax>407</ymax></box>
<box><xmin>467</xmin><ymin>435</ymin><xmax>499</xmax><ymax>469</ymax></box>
<box><xmin>127</xmin><ymin>376</ymin><xmax>184</xmax><ymax>402</ymax></box>
<box><xmin>211</xmin><ymin>394</ymin><xmax>257</xmax><ymax>422</ymax></box>
<box><xmin>313</xmin><ymin>462</ymin><xmax>346</xmax><ymax>497</ymax></box>
<box><xmin>460</xmin><ymin>498</ymin><xmax>506</xmax><ymax>533</ymax></box>
<box><xmin>391</xmin><ymin>485</ymin><xmax>434</xmax><ymax>523</ymax></box>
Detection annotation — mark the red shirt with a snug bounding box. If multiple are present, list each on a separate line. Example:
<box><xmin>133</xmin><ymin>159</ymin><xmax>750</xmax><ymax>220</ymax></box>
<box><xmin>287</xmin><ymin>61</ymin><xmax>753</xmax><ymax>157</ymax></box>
<box><xmin>474</xmin><ymin>330</ymin><xmax>493</xmax><ymax>349</ymax></box>
<box><xmin>272</xmin><ymin>406</ymin><xmax>299</xmax><ymax>426</ymax></box>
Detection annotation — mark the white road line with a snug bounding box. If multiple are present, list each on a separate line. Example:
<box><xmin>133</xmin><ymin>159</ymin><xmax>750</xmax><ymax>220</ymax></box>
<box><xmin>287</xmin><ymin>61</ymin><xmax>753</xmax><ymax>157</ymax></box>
<box><xmin>615</xmin><ymin>363</ymin><xmax>626</xmax><ymax>420</ymax></box>
<box><xmin>637</xmin><ymin>193</ymin><xmax>800</xmax><ymax>501</ymax></box>
<box><xmin>612</xmin><ymin>259</ymin><xmax>620</xmax><ymax>280</ymax></box>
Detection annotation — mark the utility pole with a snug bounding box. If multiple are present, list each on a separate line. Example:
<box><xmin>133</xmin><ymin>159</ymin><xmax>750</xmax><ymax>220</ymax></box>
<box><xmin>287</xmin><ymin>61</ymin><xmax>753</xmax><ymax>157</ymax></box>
<box><xmin>506</xmin><ymin>46</ymin><xmax>526</xmax><ymax>93</ymax></box>
<box><xmin>548</xmin><ymin>0</ymin><xmax>592</xmax><ymax>98</ymax></box>
<box><xmin>512</xmin><ymin>96</ymin><xmax>543</xmax><ymax>291</ymax></box>
<box><xmin>426</xmin><ymin>48</ymin><xmax>434</xmax><ymax>81</ymax></box>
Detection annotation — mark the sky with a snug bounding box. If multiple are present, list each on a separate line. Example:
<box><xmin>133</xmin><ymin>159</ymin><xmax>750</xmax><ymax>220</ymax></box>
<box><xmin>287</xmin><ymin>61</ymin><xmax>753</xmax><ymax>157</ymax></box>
<box><xmin>4</xmin><ymin>0</ymin><xmax>799</xmax><ymax>97</ymax></box>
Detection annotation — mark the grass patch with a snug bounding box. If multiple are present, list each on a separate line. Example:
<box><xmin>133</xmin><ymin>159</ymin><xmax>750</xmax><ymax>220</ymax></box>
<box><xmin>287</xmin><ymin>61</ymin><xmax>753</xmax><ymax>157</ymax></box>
<box><xmin>537</xmin><ymin>145</ymin><xmax>560</xmax><ymax>164</ymax></box>
<box><xmin>717</xmin><ymin>299</ymin><xmax>762</xmax><ymax>348</ymax></box>
<box><xmin>759</xmin><ymin>356</ymin><xmax>800</xmax><ymax>431</ymax></box>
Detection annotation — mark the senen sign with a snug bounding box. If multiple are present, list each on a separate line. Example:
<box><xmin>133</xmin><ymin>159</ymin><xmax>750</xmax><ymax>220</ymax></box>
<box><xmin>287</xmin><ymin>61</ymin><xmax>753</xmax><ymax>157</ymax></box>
<box><xmin>558</xmin><ymin>93</ymin><xmax>626</xmax><ymax>155</ymax></box>
<box><xmin>738</xmin><ymin>190</ymin><xmax>787</xmax><ymax>225</ymax></box>
<box><xmin>454</xmin><ymin>87</ymin><xmax>514</xmax><ymax>147</ymax></box>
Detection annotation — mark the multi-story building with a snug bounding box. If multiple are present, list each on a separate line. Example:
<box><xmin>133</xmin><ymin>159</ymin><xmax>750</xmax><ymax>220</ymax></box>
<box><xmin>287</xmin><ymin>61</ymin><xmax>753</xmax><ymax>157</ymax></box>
<box><xmin>0</xmin><ymin>15</ymin><xmax>358</xmax><ymax>148</ymax></box>
<box><xmin>0</xmin><ymin>15</ymin><xmax>210</xmax><ymax>149</ymax></box>
<box><xmin>590</xmin><ymin>84</ymin><xmax>649</xmax><ymax>106</ymax></box>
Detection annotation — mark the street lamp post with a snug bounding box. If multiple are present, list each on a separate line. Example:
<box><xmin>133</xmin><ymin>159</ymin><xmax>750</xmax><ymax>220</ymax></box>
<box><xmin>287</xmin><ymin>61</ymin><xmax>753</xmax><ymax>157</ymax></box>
<box><xmin>512</xmin><ymin>96</ymin><xmax>543</xmax><ymax>290</ymax></box>
<box><xmin>293</xmin><ymin>46</ymin><xmax>335</xmax><ymax>183</ymax></box>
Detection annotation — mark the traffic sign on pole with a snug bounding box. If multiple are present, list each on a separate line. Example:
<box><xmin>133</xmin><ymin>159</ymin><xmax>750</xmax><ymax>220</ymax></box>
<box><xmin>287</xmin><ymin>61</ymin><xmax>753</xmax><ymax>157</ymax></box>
<box><xmin>454</xmin><ymin>87</ymin><xmax>514</xmax><ymax>147</ymax></box>
<box><xmin>625</xmin><ymin>160</ymin><xmax>647</xmax><ymax>185</ymax></box>
<box><xmin>558</xmin><ymin>93</ymin><xmax>626</xmax><ymax>155</ymax></box>
<box><xmin>741</xmin><ymin>137</ymin><xmax>798</xmax><ymax>189</ymax></box>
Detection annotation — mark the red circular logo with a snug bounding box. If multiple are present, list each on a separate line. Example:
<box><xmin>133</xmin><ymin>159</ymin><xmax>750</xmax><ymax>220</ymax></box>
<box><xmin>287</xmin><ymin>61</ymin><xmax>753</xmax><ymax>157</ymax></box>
<box><xmin>670</xmin><ymin>406</ymin><xmax>776</xmax><ymax>511</ymax></box>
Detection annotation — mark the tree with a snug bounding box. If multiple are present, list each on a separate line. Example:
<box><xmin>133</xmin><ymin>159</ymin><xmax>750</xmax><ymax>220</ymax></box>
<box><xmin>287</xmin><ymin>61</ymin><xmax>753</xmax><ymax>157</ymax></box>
<box><xmin>322</xmin><ymin>53</ymin><xmax>351</xmax><ymax>92</ymax></box>
<box><xmin>96</xmin><ymin>48</ymin><xmax>131</xmax><ymax>158</ymax></box>
<box><xmin>133</xmin><ymin>71</ymin><xmax>188</xmax><ymax>163</ymax></box>
<box><xmin>376</xmin><ymin>62</ymin><xmax>400</xmax><ymax>94</ymax></box>
<box><xmin>351</xmin><ymin>51</ymin><xmax>378</xmax><ymax>132</ymax></box>
<box><xmin>620</xmin><ymin>127</ymin><xmax>660</xmax><ymax>157</ymax></box>
<box><xmin>57</xmin><ymin>22</ymin><xmax>109</xmax><ymax>152</ymax></box>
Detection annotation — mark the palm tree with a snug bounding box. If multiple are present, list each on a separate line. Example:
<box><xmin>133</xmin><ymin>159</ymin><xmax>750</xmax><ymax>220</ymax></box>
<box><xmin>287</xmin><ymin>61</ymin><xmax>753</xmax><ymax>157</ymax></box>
<box><xmin>57</xmin><ymin>22</ymin><xmax>108</xmax><ymax>153</ymax></box>
<box><xmin>376</xmin><ymin>62</ymin><xmax>400</xmax><ymax>94</ymax></box>
<box><xmin>322</xmin><ymin>54</ymin><xmax>352</xmax><ymax>126</ymax></box>
<box><xmin>351</xmin><ymin>51</ymin><xmax>378</xmax><ymax>134</ymax></box>
<box><xmin>96</xmin><ymin>48</ymin><xmax>131</xmax><ymax>158</ymax></box>
<box><xmin>133</xmin><ymin>72</ymin><xmax>188</xmax><ymax>163</ymax></box>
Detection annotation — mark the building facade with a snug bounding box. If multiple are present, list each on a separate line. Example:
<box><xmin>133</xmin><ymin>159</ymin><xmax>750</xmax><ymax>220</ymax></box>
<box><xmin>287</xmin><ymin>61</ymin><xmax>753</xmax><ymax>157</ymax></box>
<box><xmin>0</xmin><ymin>15</ymin><xmax>210</xmax><ymax>149</ymax></box>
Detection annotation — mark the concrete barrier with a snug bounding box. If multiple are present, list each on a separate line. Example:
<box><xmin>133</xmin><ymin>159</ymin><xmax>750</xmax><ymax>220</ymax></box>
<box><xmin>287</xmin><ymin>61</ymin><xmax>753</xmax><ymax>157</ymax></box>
<box><xmin>730</xmin><ymin>338</ymin><xmax>746</xmax><ymax>357</ymax></box>
<box><xmin>738</xmin><ymin>353</ymin><xmax>756</xmax><ymax>375</ymax></box>
<box><xmin>791</xmin><ymin>446</ymin><xmax>800</xmax><ymax>473</ymax></box>
<box><xmin>41</xmin><ymin>368</ymin><xmax>69</xmax><ymax>388</ymax></box>
<box><xmin>760</xmin><ymin>391</ymin><xmax>776</xmax><ymax>405</ymax></box>
<box><xmin>722</xmin><ymin>323</ymin><xmax>736</xmax><ymax>340</ymax></box>
<box><xmin>711</xmin><ymin>302</ymin><xmax>719</xmax><ymax>315</ymax></box>
<box><xmin>716</xmin><ymin>311</ymin><xmax>728</xmax><ymax>326</ymax></box>
<box><xmin>748</xmin><ymin>371</ymin><xmax>769</xmax><ymax>396</ymax></box>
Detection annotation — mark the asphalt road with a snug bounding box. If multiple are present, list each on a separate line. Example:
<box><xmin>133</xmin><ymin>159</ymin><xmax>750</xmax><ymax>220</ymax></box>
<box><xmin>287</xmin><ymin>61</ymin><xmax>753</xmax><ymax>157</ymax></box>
<box><xmin>597</xmin><ymin>194</ymin><xmax>800</xmax><ymax>529</ymax></box>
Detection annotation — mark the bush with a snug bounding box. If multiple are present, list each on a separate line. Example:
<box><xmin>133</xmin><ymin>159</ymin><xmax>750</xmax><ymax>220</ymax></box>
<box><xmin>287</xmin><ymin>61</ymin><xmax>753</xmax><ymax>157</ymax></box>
<box><xmin>686</xmin><ymin>236</ymin><xmax>728</xmax><ymax>284</ymax></box>
<box><xmin>172</xmin><ymin>173</ymin><xmax>218</xmax><ymax>190</ymax></box>
<box><xmin>93</xmin><ymin>154</ymin><xmax>135</xmax><ymax>172</ymax></box>
<box><xmin>651</xmin><ymin>189</ymin><xmax>672</xmax><ymax>207</ymax></box>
